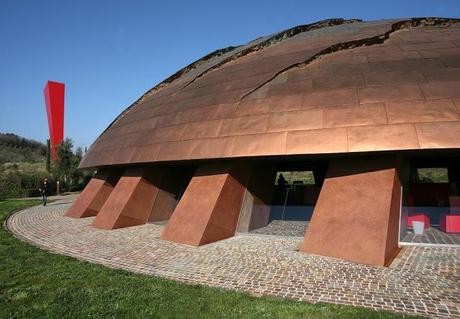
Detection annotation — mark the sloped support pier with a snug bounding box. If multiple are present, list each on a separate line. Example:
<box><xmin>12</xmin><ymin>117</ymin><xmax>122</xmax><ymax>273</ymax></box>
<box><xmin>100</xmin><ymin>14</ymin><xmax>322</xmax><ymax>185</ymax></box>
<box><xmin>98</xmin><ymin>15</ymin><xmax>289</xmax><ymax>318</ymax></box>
<box><xmin>92</xmin><ymin>167</ymin><xmax>163</xmax><ymax>229</ymax></box>
<box><xmin>161</xmin><ymin>162</ymin><xmax>250</xmax><ymax>246</ymax></box>
<box><xmin>66</xmin><ymin>169</ymin><xmax>122</xmax><ymax>218</ymax></box>
<box><xmin>237</xmin><ymin>162</ymin><xmax>277</xmax><ymax>232</ymax></box>
<box><xmin>300</xmin><ymin>156</ymin><xmax>402</xmax><ymax>266</ymax></box>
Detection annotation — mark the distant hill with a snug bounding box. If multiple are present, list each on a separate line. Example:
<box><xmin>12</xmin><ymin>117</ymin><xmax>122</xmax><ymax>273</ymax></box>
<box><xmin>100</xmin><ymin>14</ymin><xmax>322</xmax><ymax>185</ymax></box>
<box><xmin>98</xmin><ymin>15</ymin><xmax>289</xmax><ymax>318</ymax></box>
<box><xmin>0</xmin><ymin>133</ymin><xmax>46</xmax><ymax>163</ymax></box>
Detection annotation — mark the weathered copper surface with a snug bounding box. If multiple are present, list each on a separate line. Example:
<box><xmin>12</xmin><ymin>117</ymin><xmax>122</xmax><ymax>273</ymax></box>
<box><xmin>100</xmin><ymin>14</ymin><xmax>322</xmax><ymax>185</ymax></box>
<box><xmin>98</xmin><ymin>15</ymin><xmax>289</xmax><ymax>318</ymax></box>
<box><xmin>300</xmin><ymin>156</ymin><xmax>401</xmax><ymax>266</ymax></box>
<box><xmin>80</xmin><ymin>18</ymin><xmax>460</xmax><ymax>169</ymax></box>
<box><xmin>92</xmin><ymin>167</ymin><xmax>162</xmax><ymax>229</ymax></box>
<box><xmin>66</xmin><ymin>169</ymin><xmax>121</xmax><ymax>218</ymax></box>
<box><xmin>161</xmin><ymin>162</ymin><xmax>250</xmax><ymax>246</ymax></box>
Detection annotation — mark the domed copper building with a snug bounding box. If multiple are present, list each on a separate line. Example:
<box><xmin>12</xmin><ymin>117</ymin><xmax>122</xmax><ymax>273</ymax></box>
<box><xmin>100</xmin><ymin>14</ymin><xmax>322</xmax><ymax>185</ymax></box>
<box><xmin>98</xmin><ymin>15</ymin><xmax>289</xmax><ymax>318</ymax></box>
<box><xmin>67</xmin><ymin>17</ymin><xmax>460</xmax><ymax>266</ymax></box>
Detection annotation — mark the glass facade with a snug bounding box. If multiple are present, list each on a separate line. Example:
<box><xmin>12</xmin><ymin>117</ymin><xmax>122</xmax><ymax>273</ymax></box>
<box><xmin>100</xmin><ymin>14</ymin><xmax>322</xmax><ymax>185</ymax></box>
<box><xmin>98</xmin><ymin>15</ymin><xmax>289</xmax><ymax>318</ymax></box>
<box><xmin>400</xmin><ymin>165</ymin><xmax>460</xmax><ymax>246</ymax></box>
<box><xmin>240</xmin><ymin>166</ymin><xmax>324</xmax><ymax>236</ymax></box>
<box><xmin>266</xmin><ymin>171</ymin><xmax>318</xmax><ymax>222</ymax></box>
<box><xmin>268</xmin><ymin>184</ymin><xmax>318</xmax><ymax>222</ymax></box>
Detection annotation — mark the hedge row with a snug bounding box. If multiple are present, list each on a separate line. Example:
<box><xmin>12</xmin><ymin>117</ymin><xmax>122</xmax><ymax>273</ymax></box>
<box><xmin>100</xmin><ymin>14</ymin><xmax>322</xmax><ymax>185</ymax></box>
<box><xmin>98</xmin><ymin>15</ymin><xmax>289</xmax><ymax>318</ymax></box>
<box><xmin>0</xmin><ymin>171</ymin><xmax>91</xmax><ymax>200</ymax></box>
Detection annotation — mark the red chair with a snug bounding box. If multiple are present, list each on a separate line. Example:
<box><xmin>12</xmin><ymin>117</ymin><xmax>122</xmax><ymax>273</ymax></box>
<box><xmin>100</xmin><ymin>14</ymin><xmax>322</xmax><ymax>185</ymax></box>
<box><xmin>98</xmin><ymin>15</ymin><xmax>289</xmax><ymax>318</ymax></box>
<box><xmin>439</xmin><ymin>214</ymin><xmax>460</xmax><ymax>233</ymax></box>
<box><xmin>407</xmin><ymin>214</ymin><xmax>430</xmax><ymax>229</ymax></box>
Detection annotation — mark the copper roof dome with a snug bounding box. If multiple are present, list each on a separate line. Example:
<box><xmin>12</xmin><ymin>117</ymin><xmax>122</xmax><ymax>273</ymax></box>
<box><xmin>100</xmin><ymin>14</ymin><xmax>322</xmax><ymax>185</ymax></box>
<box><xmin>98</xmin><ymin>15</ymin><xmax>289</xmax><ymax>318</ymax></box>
<box><xmin>80</xmin><ymin>17</ymin><xmax>460</xmax><ymax>169</ymax></box>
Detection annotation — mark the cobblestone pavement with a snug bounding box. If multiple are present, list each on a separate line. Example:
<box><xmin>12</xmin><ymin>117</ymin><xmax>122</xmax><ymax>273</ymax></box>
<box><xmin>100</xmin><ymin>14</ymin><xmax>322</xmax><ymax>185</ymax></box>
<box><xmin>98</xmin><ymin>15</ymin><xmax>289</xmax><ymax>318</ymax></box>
<box><xmin>248</xmin><ymin>220</ymin><xmax>308</xmax><ymax>237</ymax></box>
<box><xmin>5</xmin><ymin>198</ymin><xmax>460</xmax><ymax>319</ymax></box>
<box><xmin>402</xmin><ymin>227</ymin><xmax>460</xmax><ymax>246</ymax></box>
<box><xmin>250</xmin><ymin>220</ymin><xmax>460</xmax><ymax>246</ymax></box>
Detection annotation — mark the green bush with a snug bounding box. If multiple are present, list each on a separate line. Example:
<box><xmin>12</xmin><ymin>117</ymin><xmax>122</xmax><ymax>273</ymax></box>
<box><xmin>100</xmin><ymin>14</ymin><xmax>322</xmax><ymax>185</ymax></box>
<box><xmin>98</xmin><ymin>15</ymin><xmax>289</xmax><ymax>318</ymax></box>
<box><xmin>0</xmin><ymin>171</ymin><xmax>58</xmax><ymax>200</ymax></box>
<box><xmin>0</xmin><ymin>171</ymin><xmax>27</xmax><ymax>199</ymax></box>
<box><xmin>0</xmin><ymin>138</ymin><xmax>93</xmax><ymax>199</ymax></box>
<box><xmin>0</xmin><ymin>168</ymin><xmax>92</xmax><ymax>199</ymax></box>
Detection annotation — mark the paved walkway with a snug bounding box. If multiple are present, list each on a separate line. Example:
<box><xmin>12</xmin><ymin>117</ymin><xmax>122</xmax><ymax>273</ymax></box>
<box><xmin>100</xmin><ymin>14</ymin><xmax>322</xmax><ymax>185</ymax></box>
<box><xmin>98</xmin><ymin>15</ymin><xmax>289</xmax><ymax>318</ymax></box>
<box><xmin>248</xmin><ymin>220</ymin><xmax>460</xmax><ymax>247</ymax></box>
<box><xmin>9</xmin><ymin>192</ymin><xmax>81</xmax><ymax>202</ymax></box>
<box><xmin>5</xmin><ymin>198</ymin><xmax>460</xmax><ymax>318</ymax></box>
<box><xmin>248</xmin><ymin>220</ymin><xmax>308</xmax><ymax>237</ymax></box>
<box><xmin>402</xmin><ymin>227</ymin><xmax>460</xmax><ymax>246</ymax></box>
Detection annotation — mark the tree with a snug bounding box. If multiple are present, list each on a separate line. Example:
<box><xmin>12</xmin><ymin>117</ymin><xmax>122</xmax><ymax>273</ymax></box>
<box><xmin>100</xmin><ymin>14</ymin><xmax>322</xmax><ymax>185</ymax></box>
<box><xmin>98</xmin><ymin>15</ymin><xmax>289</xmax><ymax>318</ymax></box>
<box><xmin>52</xmin><ymin>138</ymin><xmax>91</xmax><ymax>193</ymax></box>
<box><xmin>46</xmin><ymin>139</ymin><xmax>51</xmax><ymax>173</ymax></box>
<box><xmin>54</xmin><ymin>138</ymin><xmax>75</xmax><ymax>192</ymax></box>
<box><xmin>71</xmin><ymin>147</ymin><xmax>84</xmax><ymax>188</ymax></box>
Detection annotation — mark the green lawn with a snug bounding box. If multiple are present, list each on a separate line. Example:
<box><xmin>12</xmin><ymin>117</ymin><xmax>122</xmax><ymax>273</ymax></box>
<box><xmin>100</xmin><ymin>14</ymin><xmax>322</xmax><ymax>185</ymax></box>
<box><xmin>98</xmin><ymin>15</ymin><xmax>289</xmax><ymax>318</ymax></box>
<box><xmin>0</xmin><ymin>200</ymin><xmax>423</xmax><ymax>319</ymax></box>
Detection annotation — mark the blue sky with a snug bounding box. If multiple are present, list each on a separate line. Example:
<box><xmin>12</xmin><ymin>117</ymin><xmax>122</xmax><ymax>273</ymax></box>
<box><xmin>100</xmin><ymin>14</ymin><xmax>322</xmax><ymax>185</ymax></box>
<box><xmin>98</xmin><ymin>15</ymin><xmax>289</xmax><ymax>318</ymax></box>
<box><xmin>1</xmin><ymin>0</ymin><xmax>459</xmax><ymax>149</ymax></box>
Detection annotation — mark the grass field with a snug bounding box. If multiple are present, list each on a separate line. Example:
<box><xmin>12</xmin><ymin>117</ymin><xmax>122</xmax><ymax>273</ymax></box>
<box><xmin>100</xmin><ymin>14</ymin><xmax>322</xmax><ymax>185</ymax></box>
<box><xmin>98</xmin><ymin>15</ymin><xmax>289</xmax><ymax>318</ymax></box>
<box><xmin>0</xmin><ymin>200</ymin><xmax>422</xmax><ymax>319</ymax></box>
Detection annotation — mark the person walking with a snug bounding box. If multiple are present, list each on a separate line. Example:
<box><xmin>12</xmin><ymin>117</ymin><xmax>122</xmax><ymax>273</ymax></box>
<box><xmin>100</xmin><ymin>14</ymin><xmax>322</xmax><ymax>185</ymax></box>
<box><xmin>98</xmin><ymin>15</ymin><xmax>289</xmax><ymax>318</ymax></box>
<box><xmin>277</xmin><ymin>173</ymin><xmax>288</xmax><ymax>187</ymax></box>
<box><xmin>39</xmin><ymin>178</ymin><xmax>49</xmax><ymax>206</ymax></box>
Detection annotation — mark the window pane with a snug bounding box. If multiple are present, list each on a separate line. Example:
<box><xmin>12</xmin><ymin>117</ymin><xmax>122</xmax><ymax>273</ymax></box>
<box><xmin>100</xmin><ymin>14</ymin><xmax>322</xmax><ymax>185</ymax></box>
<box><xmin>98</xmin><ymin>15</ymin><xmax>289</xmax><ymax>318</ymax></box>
<box><xmin>275</xmin><ymin>171</ymin><xmax>315</xmax><ymax>185</ymax></box>
<box><xmin>416</xmin><ymin>168</ymin><xmax>448</xmax><ymax>183</ymax></box>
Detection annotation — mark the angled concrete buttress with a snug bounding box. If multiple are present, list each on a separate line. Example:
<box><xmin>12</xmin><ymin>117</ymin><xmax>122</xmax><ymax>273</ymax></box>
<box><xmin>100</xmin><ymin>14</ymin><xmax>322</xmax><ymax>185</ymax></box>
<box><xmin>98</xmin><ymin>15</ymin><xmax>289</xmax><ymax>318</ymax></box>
<box><xmin>300</xmin><ymin>156</ymin><xmax>402</xmax><ymax>267</ymax></box>
<box><xmin>66</xmin><ymin>169</ymin><xmax>122</xmax><ymax>218</ymax></box>
<box><xmin>237</xmin><ymin>162</ymin><xmax>277</xmax><ymax>232</ymax></box>
<box><xmin>91</xmin><ymin>167</ymin><xmax>163</xmax><ymax>229</ymax></box>
<box><xmin>148</xmin><ymin>167</ymin><xmax>194</xmax><ymax>223</ymax></box>
<box><xmin>161</xmin><ymin>162</ymin><xmax>251</xmax><ymax>246</ymax></box>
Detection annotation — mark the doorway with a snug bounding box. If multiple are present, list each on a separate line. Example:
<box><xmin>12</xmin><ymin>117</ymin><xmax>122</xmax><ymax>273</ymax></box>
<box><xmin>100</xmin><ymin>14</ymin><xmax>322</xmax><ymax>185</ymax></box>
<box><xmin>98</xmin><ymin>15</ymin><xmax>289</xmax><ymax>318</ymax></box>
<box><xmin>245</xmin><ymin>160</ymin><xmax>327</xmax><ymax>237</ymax></box>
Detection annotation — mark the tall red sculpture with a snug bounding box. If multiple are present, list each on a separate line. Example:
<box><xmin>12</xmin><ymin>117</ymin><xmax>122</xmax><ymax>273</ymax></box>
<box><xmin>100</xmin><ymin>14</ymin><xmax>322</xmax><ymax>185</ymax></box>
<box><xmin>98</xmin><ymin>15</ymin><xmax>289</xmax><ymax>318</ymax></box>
<box><xmin>44</xmin><ymin>81</ymin><xmax>65</xmax><ymax>161</ymax></box>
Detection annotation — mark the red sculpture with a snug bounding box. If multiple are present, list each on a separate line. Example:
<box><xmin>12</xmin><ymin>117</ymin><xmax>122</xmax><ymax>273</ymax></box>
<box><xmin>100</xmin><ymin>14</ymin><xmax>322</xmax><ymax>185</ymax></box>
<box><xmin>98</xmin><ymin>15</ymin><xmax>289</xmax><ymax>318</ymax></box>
<box><xmin>44</xmin><ymin>81</ymin><xmax>65</xmax><ymax>161</ymax></box>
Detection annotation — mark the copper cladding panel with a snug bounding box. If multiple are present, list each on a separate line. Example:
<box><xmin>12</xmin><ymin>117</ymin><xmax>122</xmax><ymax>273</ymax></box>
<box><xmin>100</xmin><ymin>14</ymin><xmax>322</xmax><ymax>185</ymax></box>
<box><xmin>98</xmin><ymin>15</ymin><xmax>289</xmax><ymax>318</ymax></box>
<box><xmin>231</xmin><ymin>132</ymin><xmax>286</xmax><ymax>157</ymax></box>
<box><xmin>80</xmin><ymin>20</ymin><xmax>460</xmax><ymax>169</ymax></box>
<box><xmin>91</xmin><ymin>167</ymin><xmax>162</xmax><ymax>229</ymax></box>
<box><xmin>286</xmin><ymin>128</ymin><xmax>348</xmax><ymax>154</ymax></box>
<box><xmin>416</xmin><ymin>121</ymin><xmax>460</xmax><ymax>148</ymax></box>
<box><xmin>348</xmin><ymin>124</ymin><xmax>420</xmax><ymax>152</ymax></box>
<box><xmin>300</xmin><ymin>157</ymin><xmax>401</xmax><ymax>266</ymax></box>
<box><xmin>301</xmin><ymin>88</ymin><xmax>358</xmax><ymax>109</ymax></box>
<box><xmin>66</xmin><ymin>169</ymin><xmax>121</xmax><ymax>218</ymax></box>
<box><xmin>161</xmin><ymin>162</ymin><xmax>249</xmax><ymax>246</ymax></box>
<box><xmin>323</xmin><ymin>103</ymin><xmax>387</xmax><ymax>128</ymax></box>
<box><xmin>267</xmin><ymin>109</ymin><xmax>322</xmax><ymax>132</ymax></box>
<box><xmin>386</xmin><ymin>99</ymin><xmax>460</xmax><ymax>124</ymax></box>
<box><xmin>358</xmin><ymin>85</ymin><xmax>424</xmax><ymax>104</ymax></box>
